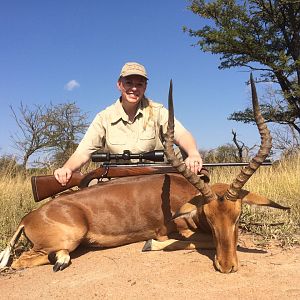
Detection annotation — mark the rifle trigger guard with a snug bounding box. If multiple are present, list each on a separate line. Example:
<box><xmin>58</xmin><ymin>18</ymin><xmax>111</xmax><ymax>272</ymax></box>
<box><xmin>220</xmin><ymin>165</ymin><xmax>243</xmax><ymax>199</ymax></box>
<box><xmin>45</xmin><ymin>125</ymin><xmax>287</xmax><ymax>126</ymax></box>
<box><xmin>99</xmin><ymin>166</ymin><xmax>109</xmax><ymax>183</ymax></box>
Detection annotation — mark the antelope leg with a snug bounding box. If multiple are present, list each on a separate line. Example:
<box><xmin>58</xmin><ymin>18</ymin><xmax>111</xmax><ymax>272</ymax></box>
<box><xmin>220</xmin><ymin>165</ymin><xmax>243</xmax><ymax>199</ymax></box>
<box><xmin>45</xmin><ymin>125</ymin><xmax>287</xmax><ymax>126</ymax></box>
<box><xmin>142</xmin><ymin>234</ymin><xmax>215</xmax><ymax>251</ymax></box>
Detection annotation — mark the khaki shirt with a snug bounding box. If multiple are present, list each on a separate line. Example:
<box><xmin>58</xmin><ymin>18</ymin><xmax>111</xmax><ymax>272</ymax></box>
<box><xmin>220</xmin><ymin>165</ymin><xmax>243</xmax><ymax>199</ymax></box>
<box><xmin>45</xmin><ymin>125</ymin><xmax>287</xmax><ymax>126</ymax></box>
<box><xmin>75</xmin><ymin>97</ymin><xmax>187</xmax><ymax>156</ymax></box>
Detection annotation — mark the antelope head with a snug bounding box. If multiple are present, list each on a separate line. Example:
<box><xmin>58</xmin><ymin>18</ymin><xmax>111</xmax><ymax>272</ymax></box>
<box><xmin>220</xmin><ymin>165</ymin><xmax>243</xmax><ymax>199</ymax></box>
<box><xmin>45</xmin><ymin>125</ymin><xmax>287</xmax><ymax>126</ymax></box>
<box><xmin>164</xmin><ymin>76</ymin><xmax>289</xmax><ymax>273</ymax></box>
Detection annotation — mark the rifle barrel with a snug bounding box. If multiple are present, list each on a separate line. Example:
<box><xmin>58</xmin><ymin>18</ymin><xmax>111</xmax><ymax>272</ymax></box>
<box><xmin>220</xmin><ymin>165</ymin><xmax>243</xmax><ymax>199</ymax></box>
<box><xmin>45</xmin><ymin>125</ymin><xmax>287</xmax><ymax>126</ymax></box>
<box><xmin>203</xmin><ymin>161</ymin><xmax>272</xmax><ymax>167</ymax></box>
<box><xmin>101</xmin><ymin>161</ymin><xmax>272</xmax><ymax>168</ymax></box>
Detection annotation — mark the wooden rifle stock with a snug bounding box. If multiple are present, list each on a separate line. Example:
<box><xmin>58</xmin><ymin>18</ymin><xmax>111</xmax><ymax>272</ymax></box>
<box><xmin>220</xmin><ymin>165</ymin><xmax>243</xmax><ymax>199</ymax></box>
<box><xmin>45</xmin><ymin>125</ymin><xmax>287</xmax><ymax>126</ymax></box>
<box><xmin>31</xmin><ymin>165</ymin><xmax>180</xmax><ymax>202</ymax></box>
<box><xmin>31</xmin><ymin>160</ymin><xmax>272</xmax><ymax>202</ymax></box>
<box><xmin>31</xmin><ymin>172</ymin><xmax>85</xmax><ymax>203</ymax></box>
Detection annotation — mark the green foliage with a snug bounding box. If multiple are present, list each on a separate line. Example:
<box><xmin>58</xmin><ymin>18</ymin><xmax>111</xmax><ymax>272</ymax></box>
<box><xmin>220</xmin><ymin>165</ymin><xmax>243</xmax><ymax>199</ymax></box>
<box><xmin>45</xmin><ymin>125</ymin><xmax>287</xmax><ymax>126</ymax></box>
<box><xmin>186</xmin><ymin>1</ymin><xmax>300</xmax><ymax>75</ymax></box>
<box><xmin>185</xmin><ymin>0</ymin><xmax>300</xmax><ymax>139</ymax></box>
<box><xmin>229</xmin><ymin>102</ymin><xmax>295</xmax><ymax>124</ymax></box>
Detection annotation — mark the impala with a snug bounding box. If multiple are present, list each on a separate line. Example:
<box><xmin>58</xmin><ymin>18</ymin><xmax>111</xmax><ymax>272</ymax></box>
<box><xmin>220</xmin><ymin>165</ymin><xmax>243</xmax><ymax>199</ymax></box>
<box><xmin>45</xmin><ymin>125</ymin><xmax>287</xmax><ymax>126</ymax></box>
<box><xmin>0</xmin><ymin>75</ymin><xmax>288</xmax><ymax>273</ymax></box>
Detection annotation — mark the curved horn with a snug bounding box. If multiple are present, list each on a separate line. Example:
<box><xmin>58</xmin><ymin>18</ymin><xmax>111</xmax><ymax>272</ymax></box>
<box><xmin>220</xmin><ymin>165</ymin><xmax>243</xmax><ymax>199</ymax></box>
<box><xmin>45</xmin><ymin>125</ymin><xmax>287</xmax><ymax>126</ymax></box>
<box><xmin>224</xmin><ymin>74</ymin><xmax>272</xmax><ymax>201</ymax></box>
<box><xmin>164</xmin><ymin>80</ymin><xmax>216</xmax><ymax>201</ymax></box>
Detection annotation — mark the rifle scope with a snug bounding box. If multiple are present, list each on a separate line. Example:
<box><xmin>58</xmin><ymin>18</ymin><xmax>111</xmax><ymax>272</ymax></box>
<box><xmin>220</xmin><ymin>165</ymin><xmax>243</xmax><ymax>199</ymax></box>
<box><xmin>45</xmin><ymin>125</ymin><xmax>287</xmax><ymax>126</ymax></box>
<box><xmin>91</xmin><ymin>150</ymin><xmax>165</xmax><ymax>163</ymax></box>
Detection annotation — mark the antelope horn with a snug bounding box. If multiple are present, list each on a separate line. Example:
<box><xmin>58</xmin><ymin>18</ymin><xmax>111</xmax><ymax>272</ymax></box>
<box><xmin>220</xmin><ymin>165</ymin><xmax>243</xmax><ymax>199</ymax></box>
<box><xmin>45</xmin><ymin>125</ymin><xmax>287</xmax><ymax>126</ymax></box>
<box><xmin>224</xmin><ymin>74</ymin><xmax>272</xmax><ymax>201</ymax></box>
<box><xmin>164</xmin><ymin>80</ymin><xmax>216</xmax><ymax>201</ymax></box>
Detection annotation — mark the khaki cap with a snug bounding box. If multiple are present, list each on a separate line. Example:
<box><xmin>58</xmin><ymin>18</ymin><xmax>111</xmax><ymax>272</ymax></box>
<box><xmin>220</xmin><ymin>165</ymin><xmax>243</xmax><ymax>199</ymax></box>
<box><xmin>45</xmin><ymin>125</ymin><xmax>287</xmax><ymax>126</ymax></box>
<box><xmin>120</xmin><ymin>62</ymin><xmax>148</xmax><ymax>79</ymax></box>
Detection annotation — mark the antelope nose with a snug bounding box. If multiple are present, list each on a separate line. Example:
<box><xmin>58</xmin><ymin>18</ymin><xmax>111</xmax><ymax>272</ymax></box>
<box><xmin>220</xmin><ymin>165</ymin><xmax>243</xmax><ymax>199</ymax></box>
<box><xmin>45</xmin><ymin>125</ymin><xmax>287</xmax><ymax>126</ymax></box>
<box><xmin>215</xmin><ymin>255</ymin><xmax>239</xmax><ymax>273</ymax></box>
<box><xmin>229</xmin><ymin>265</ymin><xmax>238</xmax><ymax>273</ymax></box>
<box><xmin>221</xmin><ymin>265</ymin><xmax>237</xmax><ymax>274</ymax></box>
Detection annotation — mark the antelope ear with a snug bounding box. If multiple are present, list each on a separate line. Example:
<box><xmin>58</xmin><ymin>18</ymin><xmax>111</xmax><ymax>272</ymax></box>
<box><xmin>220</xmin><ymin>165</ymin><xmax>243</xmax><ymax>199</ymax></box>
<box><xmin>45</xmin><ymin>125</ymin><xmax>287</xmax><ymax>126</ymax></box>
<box><xmin>239</xmin><ymin>189</ymin><xmax>290</xmax><ymax>210</ymax></box>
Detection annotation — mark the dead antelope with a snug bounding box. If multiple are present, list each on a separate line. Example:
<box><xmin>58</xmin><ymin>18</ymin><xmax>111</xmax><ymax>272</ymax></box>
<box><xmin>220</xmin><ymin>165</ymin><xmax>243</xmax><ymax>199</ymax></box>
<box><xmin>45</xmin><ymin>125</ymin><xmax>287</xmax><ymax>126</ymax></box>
<box><xmin>0</xmin><ymin>76</ymin><xmax>288</xmax><ymax>273</ymax></box>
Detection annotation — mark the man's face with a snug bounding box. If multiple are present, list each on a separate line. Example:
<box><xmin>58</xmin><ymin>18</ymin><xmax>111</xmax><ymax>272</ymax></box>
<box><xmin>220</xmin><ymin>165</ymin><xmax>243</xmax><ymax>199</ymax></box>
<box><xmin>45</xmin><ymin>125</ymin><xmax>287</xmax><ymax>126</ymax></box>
<box><xmin>117</xmin><ymin>75</ymin><xmax>147</xmax><ymax>104</ymax></box>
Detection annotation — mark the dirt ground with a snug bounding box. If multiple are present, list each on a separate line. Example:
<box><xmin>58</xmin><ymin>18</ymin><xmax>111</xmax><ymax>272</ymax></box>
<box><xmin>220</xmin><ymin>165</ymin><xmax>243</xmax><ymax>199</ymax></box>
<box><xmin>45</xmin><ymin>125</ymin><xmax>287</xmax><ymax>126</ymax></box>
<box><xmin>1</xmin><ymin>234</ymin><xmax>299</xmax><ymax>300</ymax></box>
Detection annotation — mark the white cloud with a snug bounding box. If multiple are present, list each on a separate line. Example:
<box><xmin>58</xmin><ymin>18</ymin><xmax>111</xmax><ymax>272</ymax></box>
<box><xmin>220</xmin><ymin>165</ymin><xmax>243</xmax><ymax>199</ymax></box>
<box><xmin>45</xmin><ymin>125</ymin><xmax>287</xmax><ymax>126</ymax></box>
<box><xmin>64</xmin><ymin>80</ymin><xmax>80</xmax><ymax>91</ymax></box>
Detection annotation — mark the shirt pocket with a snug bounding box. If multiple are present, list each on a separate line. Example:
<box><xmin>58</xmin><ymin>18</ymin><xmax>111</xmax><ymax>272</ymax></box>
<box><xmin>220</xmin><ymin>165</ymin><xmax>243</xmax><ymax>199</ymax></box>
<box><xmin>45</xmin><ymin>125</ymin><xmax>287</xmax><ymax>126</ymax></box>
<box><xmin>108</xmin><ymin>134</ymin><xmax>127</xmax><ymax>145</ymax></box>
<box><xmin>138</xmin><ymin>126</ymin><xmax>156</xmax><ymax>151</ymax></box>
<box><xmin>107</xmin><ymin>123</ymin><xmax>127</xmax><ymax>145</ymax></box>
<box><xmin>140</xmin><ymin>127</ymin><xmax>155</xmax><ymax>140</ymax></box>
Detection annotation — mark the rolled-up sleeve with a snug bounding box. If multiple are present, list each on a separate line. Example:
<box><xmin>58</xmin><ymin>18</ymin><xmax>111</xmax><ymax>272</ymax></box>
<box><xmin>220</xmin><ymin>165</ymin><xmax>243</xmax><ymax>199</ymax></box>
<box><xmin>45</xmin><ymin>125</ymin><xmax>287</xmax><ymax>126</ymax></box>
<box><xmin>74</xmin><ymin>112</ymin><xmax>106</xmax><ymax>156</ymax></box>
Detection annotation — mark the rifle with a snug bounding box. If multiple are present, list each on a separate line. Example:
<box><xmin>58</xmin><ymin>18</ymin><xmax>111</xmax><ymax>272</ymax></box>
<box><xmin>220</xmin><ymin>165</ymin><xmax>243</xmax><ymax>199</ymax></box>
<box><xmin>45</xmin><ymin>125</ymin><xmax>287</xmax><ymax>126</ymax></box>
<box><xmin>31</xmin><ymin>150</ymin><xmax>171</xmax><ymax>202</ymax></box>
<box><xmin>31</xmin><ymin>150</ymin><xmax>272</xmax><ymax>202</ymax></box>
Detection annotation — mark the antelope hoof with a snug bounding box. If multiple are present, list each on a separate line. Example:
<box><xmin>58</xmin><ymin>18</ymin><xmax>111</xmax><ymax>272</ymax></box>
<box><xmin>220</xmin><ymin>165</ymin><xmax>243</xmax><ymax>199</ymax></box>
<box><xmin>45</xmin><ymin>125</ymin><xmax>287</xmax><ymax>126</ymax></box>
<box><xmin>53</xmin><ymin>260</ymin><xmax>70</xmax><ymax>272</ymax></box>
<box><xmin>53</xmin><ymin>250</ymin><xmax>71</xmax><ymax>272</ymax></box>
<box><xmin>142</xmin><ymin>239</ymin><xmax>153</xmax><ymax>252</ymax></box>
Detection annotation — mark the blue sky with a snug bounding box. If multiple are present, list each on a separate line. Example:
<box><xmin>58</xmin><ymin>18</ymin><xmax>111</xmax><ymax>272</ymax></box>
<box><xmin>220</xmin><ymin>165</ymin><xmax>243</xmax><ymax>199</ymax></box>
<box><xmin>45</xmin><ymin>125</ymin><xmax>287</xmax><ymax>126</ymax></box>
<box><xmin>0</xmin><ymin>0</ymin><xmax>259</xmax><ymax>160</ymax></box>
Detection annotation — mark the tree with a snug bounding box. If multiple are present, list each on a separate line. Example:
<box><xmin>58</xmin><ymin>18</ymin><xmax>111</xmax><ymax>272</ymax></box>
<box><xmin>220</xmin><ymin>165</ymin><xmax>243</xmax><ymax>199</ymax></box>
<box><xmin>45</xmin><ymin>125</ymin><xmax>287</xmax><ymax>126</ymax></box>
<box><xmin>200</xmin><ymin>129</ymin><xmax>258</xmax><ymax>163</ymax></box>
<box><xmin>203</xmin><ymin>143</ymin><xmax>242</xmax><ymax>163</ymax></box>
<box><xmin>44</xmin><ymin>102</ymin><xmax>88</xmax><ymax>167</ymax></box>
<box><xmin>10</xmin><ymin>102</ymin><xmax>53</xmax><ymax>169</ymax></box>
<box><xmin>184</xmin><ymin>0</ymin><xmax>300</xmax><ymax>141</ymax></box>
<box><xmin>10</xmin><ymin>102</ymin><xmax>88</xmax><ymax>169</ymax></box>
<box><xmin>231</xmin><ymin>130</ymin><xmax>252</xmax><ymax>161</ymax></box>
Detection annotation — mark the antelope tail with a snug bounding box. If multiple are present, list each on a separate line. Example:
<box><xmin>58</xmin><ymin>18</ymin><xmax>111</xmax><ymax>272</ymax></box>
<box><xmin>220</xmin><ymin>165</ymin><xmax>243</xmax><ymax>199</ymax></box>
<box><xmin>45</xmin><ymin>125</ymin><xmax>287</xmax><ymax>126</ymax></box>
<box><xmin>0</xmin><ymin>225</ymin><xmax>24</xmax><ymax>268</ymax></box>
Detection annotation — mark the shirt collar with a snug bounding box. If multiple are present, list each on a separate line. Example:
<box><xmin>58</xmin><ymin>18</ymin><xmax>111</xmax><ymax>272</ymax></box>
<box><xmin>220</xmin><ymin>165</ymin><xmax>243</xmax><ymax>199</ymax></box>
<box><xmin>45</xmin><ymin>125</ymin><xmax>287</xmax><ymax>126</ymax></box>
<box><xmin>110</xmin><ymin>97</ymin><xmax>148</xmax><ymax>124</ymax></box>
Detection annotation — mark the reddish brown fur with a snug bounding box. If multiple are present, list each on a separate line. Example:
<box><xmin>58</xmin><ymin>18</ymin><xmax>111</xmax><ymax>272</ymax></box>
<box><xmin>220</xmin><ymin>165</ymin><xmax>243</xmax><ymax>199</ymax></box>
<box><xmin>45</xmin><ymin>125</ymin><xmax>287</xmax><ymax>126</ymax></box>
<box><xmin>0</xmin><ymin>77</ymin><xmax>289</xmax><ymax>273</ymax></box>
<box><xmin>1</xmin><ymin>173</ymin><xmax>287</xmax><ymax>273</ymax></box>
<box><xmin>9</xmin><ymin>174</ymin><xmax>198</xmax><ymax>270</ymax></box>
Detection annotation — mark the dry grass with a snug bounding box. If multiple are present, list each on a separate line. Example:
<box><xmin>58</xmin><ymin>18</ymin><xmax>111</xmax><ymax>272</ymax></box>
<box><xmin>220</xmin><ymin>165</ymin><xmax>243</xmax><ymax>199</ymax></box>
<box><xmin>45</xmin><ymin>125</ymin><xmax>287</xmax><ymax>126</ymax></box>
<box><xmin>0</xmin><ymin>173</ymin><xmax>39</xmax><ymax>249</ymax></box>
<box><xmin>0</xmin><ymin>154</ymin><xmax>299</xmax><ymax>250</ymax></box>
<box><xmin>210</xmin><ymin>153</ymin><xmax>300</xmax><ymax>247</ymax></box>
